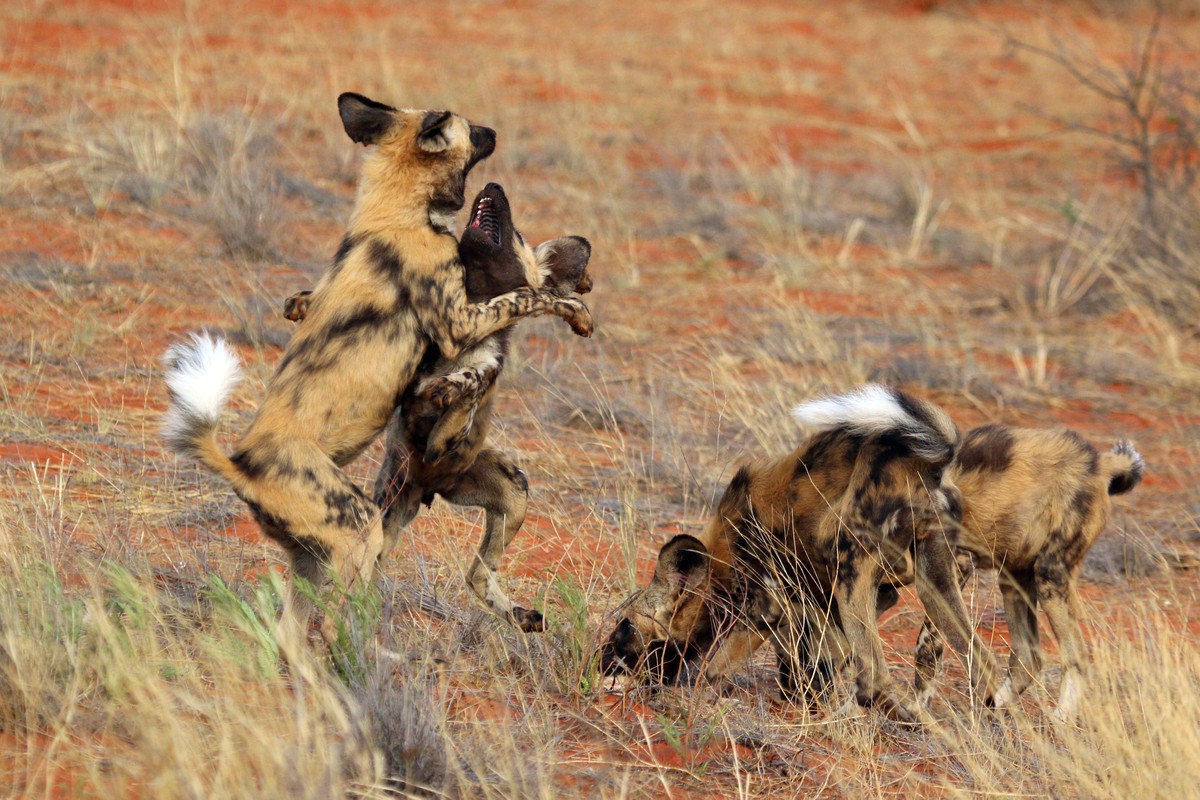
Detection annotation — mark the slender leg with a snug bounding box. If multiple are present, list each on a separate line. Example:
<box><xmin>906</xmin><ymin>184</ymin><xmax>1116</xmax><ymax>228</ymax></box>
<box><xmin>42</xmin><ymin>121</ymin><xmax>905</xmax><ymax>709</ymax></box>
<box><xmin>914</xmin><ymin>532</ymin><xmax>997</xmax><ymax>708</ymax></box>
<box><xmin>440</xmin><ymin>449</ymin><xmax>541</xmax><ymax>631</ymax></box>
<box><xmin>993</xmin><ymin>568</ymin><xmax>1042</xmax><ymax>708</ymax></box>
<box><xmin>1036</xmin><ymin>564</ymin><xmax>1088</xmax><ymax>723</ymax></box>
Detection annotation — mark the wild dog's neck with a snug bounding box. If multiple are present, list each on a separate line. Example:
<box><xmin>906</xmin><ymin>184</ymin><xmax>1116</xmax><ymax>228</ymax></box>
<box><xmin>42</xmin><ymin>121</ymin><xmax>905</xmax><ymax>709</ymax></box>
<box><xmin>349</xmin><ymin>156</ymin><xmax>459</xmax><ymax>238</ymax></box>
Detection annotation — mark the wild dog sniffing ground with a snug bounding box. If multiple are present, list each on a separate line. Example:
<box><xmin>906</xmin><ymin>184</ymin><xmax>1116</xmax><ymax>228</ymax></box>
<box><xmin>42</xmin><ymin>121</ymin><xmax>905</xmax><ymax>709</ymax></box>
<box><xmin>2</xmin><ymin>1</ymin><xmax>1199</xmax><ymax>797</ymax></box>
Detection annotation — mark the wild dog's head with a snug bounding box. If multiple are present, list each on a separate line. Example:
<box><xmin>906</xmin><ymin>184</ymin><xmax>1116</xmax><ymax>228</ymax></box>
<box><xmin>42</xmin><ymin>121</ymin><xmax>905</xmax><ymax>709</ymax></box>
<box><xmin>459</xmin><ymin>182</ymin><xmax>593</xmax><ymax>301</ymax></box>
<box><xmin>338</xmin><ymin>92</ymin><xmax>496</xmax><ymax>230</ymax></box>
<box><xmin>599</xmin><ymin>534</ymin><xmax>714</xmax><ymax>682</ymax></box>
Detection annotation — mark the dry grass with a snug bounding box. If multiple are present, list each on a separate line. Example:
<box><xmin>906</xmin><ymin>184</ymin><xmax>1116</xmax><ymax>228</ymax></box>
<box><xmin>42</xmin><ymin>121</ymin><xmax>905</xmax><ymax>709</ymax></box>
<box><xmin>2</xmin><ymin>0</ymin><xmax>1199</xmax><ymax>797</ymax></box>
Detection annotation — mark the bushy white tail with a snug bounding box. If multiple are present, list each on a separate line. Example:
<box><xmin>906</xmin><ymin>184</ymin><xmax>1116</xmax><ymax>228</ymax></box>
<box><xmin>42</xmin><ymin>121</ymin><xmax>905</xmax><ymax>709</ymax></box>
<box><xmin>162</xmin><ymin>333</ymin><xmax>243</xmax><ymax>461</ymax></box>
<box><xmin>792</xmin><ymin>384</ymin><xmax>957</xmax><ymax>463</ymax></box>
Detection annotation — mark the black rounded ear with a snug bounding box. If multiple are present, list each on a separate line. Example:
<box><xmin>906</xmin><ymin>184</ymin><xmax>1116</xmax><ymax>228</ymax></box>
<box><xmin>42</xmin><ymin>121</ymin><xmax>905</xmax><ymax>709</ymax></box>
<box><xmin>654</xmin><ymin>534</ymin><xmax>710</xmax><ymax>595</ymax></box>
<box><xmin>338</xmin><ymin>92</ymin><xmax>397</xmax><ymax>146</ymax></box>
<box><xmin>417</xmin><ymin>110</ymin><xmax>454</xmax><ymax>153</ymax></box>
<box><xmin>535</xmin><ymin>236</ymin><xmax>592</xmax><ymax>289</ymax></box>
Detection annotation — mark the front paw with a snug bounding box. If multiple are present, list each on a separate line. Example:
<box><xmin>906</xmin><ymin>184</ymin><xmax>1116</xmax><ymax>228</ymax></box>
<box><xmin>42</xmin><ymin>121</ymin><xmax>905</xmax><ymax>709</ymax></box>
<box><xmin>283</xmin><ymin>290</ymin><xmax>313</xmax><ymax>322</ymax></box>
<box><xmin>554</xmin><ymin>297</ymin><xmax>593</xmax><ymax>338</ymax></box>
<box><xmin>422</xmin><ymin>377</ymin><xmax>464</xmax><ymax>409</ymax></box>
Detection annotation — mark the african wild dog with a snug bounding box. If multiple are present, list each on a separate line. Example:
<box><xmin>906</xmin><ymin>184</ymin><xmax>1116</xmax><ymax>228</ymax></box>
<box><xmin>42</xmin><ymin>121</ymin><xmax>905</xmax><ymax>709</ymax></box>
<box><xmin>162</xmin><ymin>93</ymin><xmax>592</xmax><ymax>644</ymax></box>
<box><xmin>912</xmin><ymin>425</ymin><xmax>1144</xmax><ymax>722</ymax></box>
<box><xmin>601</xmin><ymin>386</ymin><xmax>998</xmax><ymax>722</ymax></box>
<box><xmin>285</xmin><ymin>182</ymin><xmax>592</xmax><ymax>631</ymax></box>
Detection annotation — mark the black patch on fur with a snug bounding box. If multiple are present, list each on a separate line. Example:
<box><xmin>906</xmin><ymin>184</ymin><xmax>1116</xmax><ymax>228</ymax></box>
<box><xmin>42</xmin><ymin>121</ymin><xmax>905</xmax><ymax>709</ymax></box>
<box><xmin>1109</xmin><ymin>470</ymin><xmax>1140</xmax><ymax>496</ymax></box>
<box><xmin>322</xmin><ymin>485</ymin><xmax>368</xmax><ymax>529</ymax></box>
<box><xmin>366</xmin><ymin>238</ymin><xmax>405</xmax><ymax>283</ymax></box>
<box><xmin>324</xmin><ymin>305</ymin><xmax>390</xmax><ymax>344</ymax></box>
<box><xmin>1065</xmin><ymin>430</ymin><xmax>1100</xmax><ymax>474</ymax></box>
<box><xmin>726</xmin><ymin>465</ymin><xmax>752</xmax><ymax>497</ymax></box>
<box><xmin>230</xmin><ymin>449</ymin><xmax>268</xmax><ymax>480</ymax></box>
<box><xmin>333</xmin><ymin>232</ymin><xmax>361</xmax><ymax>270</ymax></box>
<box><xmin>867</xmin><ymin>432</ymin><xmax>910</xmax><ymax>486</ymax></box>
<box><xmin>795</xmin><ymin>430</ymin><xmax>845</xmax><ymax>479</ymax></box>
<box><xmin>1070</xmin><ymin>488</ymin><xmax>1094</xmax><ymax>522</ymax></box>
<box><xmin>245</xmin><ymin>500</ymin><xmax>292</xmax><ymax>540</ymax></box>
<box><xmin>1034</xmin><ymin>552</ymin><xmax>1071</xmax><ymax>599</ymax></box>
<box><xmin>957</xmin><ymin>424</ymin><xmax>1016</xmax><ymax>473</ymax></box>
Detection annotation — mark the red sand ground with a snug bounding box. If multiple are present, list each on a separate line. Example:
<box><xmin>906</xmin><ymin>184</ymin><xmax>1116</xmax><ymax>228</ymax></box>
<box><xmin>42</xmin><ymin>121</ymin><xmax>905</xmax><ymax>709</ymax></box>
<box><xmin>2</xmin><ymin>0</ymin><xmax>1198</xmax><ymax>795</ymax></box>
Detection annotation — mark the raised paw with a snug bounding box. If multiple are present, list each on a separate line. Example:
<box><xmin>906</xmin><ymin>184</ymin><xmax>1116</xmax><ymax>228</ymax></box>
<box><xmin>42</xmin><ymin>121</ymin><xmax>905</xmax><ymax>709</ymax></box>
<box><xmin>422</xmin><ymin>376</ymin><xmax>465</xmax><ymax>409</ymax></box>
<box><xmin>283</xmin><ymin>290</ymin><xmax>313</xmax><ymax>322</ymax></box>
<box><xmin>509</xmin><ymin>607</ymin><xmax>545</xmax><ymax>633</ymax></box>
<box><xmin>554</xmin><ymin>297</ymin><xmax>593</xmax><ymax>338</ymax></box>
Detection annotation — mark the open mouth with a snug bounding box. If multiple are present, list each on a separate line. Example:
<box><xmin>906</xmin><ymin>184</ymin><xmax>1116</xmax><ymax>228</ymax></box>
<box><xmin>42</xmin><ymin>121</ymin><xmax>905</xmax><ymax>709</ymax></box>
<box><xmin>468</xmin><ymin>195</ymin><xmax>502</xmax><ymax>246</ymax></box>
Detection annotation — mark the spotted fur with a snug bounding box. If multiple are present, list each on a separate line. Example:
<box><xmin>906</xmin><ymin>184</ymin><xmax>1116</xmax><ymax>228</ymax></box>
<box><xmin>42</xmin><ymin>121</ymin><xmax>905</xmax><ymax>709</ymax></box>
<box><xmin>162</xmin><ymin>93</ymin><xmax>592</xmax><ymax>645</ymax></box>
<box><xmin>913</xmin><ymin>425</ymin><xmax>1144</xmax><ymax>722</ymax></box>
<box><xmin>600</xmin><ymin>386</ymin><xmax>997</xmax><ymax>722</ymax></box>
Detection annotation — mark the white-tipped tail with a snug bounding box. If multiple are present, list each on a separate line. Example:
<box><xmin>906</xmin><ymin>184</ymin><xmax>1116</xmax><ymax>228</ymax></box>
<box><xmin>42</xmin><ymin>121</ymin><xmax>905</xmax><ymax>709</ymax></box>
<box><xmin>792</xmin><ymin>384</ymin><xmax>957</xmax><ymax>463</ymax></box>
<box><xmin>793</xmin><ymin>385</ymin><xmax>911</xmax><ymax>434</ymax></box>
<box><xmin>1103</xmin><ymin>440</ymin><xmax>1144</xmax><ymax>496</ymax></box>
<box><xmin>162</xmin><ymin>333</ymin><xmax>242</xmax><ymax>455</ymax></box>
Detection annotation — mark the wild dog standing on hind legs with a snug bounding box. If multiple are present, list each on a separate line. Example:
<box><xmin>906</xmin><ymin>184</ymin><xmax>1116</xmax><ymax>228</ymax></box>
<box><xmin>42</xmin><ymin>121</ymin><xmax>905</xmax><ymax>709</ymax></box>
<box><xmin>912</xmin><ymin>425</ymin><xmax>1144</xmax><ymax>723</ymax></box>
<box><xmin>601</xmin><ymin>386</ymin><xmax>998</xmax><ymax>722</ymax></box>
<box><xmin>163</xmin><ymin>93</ymin><xmax>592</xmax><ymax>645</ymax></box>
<box><xmin>285</xmin><ymin>182</ymin><xmax>593</xmax><ymax>631</ymax></box>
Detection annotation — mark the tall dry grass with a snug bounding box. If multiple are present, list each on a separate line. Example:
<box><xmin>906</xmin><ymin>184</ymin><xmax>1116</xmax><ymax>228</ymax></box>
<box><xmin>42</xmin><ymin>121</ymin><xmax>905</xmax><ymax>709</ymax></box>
<box><xmin>1</xmin><ymin>1</ymin><xmax>1199</xmax><ymax>797</ymax></box>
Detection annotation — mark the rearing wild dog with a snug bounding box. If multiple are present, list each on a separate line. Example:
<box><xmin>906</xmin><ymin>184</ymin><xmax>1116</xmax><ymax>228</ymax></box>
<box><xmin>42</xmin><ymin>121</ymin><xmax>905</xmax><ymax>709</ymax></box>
<box><xmin>286</xmin><ymin>182</ymin><xmax>593</xmax><ymax>631</ymax></box>
<box><xmin>601</xmin><ymin>386</ymin><xmax>998</xmax><ymax>722</ymax></box>
<box><xmin>163</xmin><ymin>93</ymin><xmax>592</xmax><ymax>643</ymax></box>
<box><xmin>912</xmin><ymin>425</ymin><xmax>1144</xmax><ymax>722</ymax></box>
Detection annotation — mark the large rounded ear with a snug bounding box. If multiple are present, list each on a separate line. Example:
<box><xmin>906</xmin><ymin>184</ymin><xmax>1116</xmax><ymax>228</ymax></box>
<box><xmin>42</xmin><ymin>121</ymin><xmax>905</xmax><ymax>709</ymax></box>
<box><xmin>417</xmin><ymin>110</ymin><xmax>454</xmax><ymax>153</ymax></box>
<box><xmin>338</xmin><ymin>92</ymin><xmax>397</xmax><ymax>146</ymax></box>
<box><xmin>653</xmin><ymin>534</ymin><xmax>710</xmax><ymax>597</ymax></box>
<box><xmin>534</xmin><ymin>236</ymin><xmax>592</xmax><ymax>288</ymax></box>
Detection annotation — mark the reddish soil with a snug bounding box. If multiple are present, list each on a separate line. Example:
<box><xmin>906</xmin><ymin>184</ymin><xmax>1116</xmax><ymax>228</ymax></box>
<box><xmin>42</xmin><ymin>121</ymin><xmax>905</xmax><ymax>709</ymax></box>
<box><xmin>2</xmin><ymin>0</ymin><xmax>1198</xmax><ymax>796</ymax></box>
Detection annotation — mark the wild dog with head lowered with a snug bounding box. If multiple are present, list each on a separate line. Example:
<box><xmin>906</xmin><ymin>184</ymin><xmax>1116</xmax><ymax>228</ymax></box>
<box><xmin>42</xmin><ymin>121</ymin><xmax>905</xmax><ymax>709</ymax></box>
<box><xmin>163</xmin><ymin>93</ymin><xmax>592</xmax><ymax>643</ymax></box>
<box><xmin>286</xmin><ymin>182</ymin><xmax>593</xmax><ymax>631</ymax></box>
<box><xmin>913</xmin><ymin>425</ymin><xmax>1144</xmax><ymax>722</ymax></box>
<box><xmin>600</xmin><ymin>386</ymin><xmax>998</xmax><ymax>722</ymax></box>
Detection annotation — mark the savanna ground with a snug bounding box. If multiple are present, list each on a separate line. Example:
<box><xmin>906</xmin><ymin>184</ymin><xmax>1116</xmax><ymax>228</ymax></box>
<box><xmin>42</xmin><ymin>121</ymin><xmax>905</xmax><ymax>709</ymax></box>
<box><xmin>2</xmin><ymin>0</ymin><xmax>1200</xmax><ymax>797</ymax></box>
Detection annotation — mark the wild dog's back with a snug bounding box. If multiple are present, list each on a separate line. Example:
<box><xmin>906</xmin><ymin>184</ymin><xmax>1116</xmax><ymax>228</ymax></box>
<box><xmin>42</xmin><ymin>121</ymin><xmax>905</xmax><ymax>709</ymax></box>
<box><xmin>949</xmin><ymin>425</ymin><xmax>1144</xmax><ymax>570</ymax></box>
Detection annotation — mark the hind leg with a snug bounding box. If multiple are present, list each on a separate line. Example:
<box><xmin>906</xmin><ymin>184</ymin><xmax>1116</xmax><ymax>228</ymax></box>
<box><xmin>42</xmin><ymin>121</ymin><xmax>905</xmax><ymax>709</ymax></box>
<box><xmin>247</xmin><ymin>440</ymin><xmax>385</xmax><ymax>647</ymax></box>
<box><xmin>440</xmin><ymin>448</ymin><xmax>540</xmax><ymax>631</ymax></box>
<box><xmin>914</xmin><ymin>531</ymin><xmax>997</xmax><ymax>708</ymax></box>
<box><xmin>914</xmin><ymin>549</ymin><xmax>975</xmax><ymax>706</ymax></box>
<box><xmin>373</xmin><ymin>410</ymin><xmax>424</xmax><ymax>558</ymax></box>
<box><xmin>992</xmin><ymin>568</ymin><xmax>1042</xmax><ymax>708</ymax></box>
<box><xmin>1037</xmin><ymin>564</ymin><xmax>1088</xmax><ymax>723</ymax></box>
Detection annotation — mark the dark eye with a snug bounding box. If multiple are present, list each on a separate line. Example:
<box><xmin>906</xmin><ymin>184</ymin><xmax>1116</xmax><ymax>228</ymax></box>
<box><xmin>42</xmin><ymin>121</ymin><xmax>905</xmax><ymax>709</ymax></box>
<box><xmin>929</xmin><ymin>468</ymin><xmax>944</xmax><ymax>483</ymax></box>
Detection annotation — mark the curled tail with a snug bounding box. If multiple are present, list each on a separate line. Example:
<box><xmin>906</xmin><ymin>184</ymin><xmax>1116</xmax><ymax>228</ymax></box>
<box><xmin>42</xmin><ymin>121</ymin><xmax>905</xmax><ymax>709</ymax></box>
<box><xmin>792</xmin><ymin>384</ymin><xmax>959</xmax><ymax>465</ymax></box>
<box><xmin>162</xmin><ymin>333</ymin><xmax>249</xmax><ymax>492</ymax></box>
<box><xmin>1101</xmin><ymin>440</ymin><xmax>1144</xmax><ymax>496</ymax></box>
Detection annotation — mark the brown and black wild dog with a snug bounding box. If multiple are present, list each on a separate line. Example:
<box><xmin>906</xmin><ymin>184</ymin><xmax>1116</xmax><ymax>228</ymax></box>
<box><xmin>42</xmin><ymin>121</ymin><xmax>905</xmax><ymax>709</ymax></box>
<box><xmin>162</xmin><ymin>93</ymin><xmax>592</xmax><ymax>643</ymax></box>
<box><xmin>912</xmin><ymin>425</ymin><xmax>1144</xmax><ymax>722</ymax></box>
<box><xmin>286</xmin><ymin>182</ymin><xmax>592</xmax><ymax>631</ymax></box>
<box><xmin>601</xmin><ymin>386</ymin><xmax>998</xmax><ymax>722</ymax></box>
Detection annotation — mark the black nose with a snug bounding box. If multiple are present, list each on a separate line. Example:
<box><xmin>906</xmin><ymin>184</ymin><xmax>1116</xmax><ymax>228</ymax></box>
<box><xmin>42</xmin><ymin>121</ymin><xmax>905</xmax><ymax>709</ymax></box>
<box><xmin>470</xmin><ymin>125</ymin><xmax>496</xmax><ymax>156</ymax></box>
